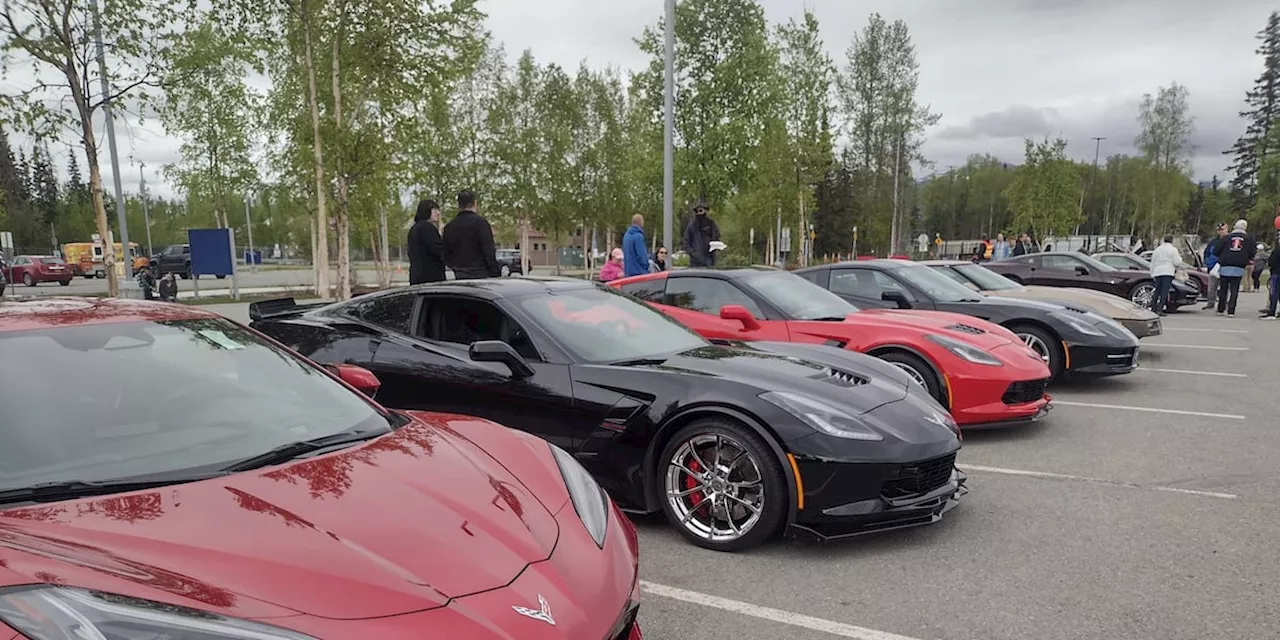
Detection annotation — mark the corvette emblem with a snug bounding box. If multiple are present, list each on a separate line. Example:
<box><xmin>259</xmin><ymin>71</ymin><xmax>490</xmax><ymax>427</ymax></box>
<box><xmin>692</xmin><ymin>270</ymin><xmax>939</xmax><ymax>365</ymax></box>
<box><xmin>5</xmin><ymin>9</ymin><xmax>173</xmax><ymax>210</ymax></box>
<box><xmin>513</xmin><ymin>594</ymin><xmax>556</xmax><ymax>626</ymax></box>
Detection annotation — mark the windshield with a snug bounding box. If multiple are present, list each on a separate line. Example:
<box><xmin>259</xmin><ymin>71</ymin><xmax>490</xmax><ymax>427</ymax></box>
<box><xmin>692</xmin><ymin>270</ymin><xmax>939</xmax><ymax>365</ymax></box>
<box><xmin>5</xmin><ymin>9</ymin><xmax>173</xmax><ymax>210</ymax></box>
<box><xmin>518</xmin><ymin>287</ymin><xmax>708</xmax><ymax>363</ymax></box>
<box><xmin>740</xmin><ymin>270</ymin><xmax>858</xmax><ymax>320</ymax></box>
<box><xmin>0</xmin><ymin>318</ymin><xmax>386</xmax><ymax>492</ymax></box>
<box><xmin>951</xmin><ymin>264</ymin><xmax>1022</xmax><ymax>291</ymax></box>
<box><xmin>893</xmin><ymin>264</ymin><xmax>983</xmax><ymax>302</ymax></box>
<box><xmin>1072</xmin><ymin>253</ymin><xmax>1118</xmax><ymax>272</ymax></box>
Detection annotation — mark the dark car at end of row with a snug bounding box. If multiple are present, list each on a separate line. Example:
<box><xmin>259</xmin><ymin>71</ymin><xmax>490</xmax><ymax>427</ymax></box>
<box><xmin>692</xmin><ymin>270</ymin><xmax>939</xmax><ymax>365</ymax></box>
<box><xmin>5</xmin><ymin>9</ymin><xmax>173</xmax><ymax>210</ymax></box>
<box><xmin>250</xmin><ymin>278</ymin><xmax>967</xmax><ymax>551</ymax></box>
<box><xmin>984</xmin><ymin>251</ymin><xmax>1196</xmax><ymax>311</ymax></box>
<box><xmin>796</xmin><ymin>260</ymin><xmax>1140</xmax><ymax>381</ymax></box>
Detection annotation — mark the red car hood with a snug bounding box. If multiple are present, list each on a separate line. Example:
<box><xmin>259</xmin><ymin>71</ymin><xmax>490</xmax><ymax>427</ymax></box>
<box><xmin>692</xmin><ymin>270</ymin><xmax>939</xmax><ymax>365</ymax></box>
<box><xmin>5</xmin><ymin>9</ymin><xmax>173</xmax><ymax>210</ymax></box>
<box><xmin>840</xmin><ymin>309</ymin><xmax>1018</xmax><ymax>350</ymax></box>
<box><xmin>0</xmin><ymin>417</ymin><xmax>560</xmax><ymax>621</ymax></box>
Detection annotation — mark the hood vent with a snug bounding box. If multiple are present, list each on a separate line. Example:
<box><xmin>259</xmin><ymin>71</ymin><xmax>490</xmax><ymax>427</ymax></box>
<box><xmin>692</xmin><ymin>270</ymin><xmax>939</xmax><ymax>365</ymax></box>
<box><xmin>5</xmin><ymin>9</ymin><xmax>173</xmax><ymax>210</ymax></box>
<box><xmin>945</xmin><ymin>323</ymin><xmax>987</xmax><ymax>335</ymax></box>
<box><xmin>812</xmin><ymin>366</ymin><xmax>869</xmax><ymax>387</ymax></box>
<box><xmin>1060</xmin><ymin>305</ymin><xmax>1090</xmax><ymax>314</ymax></box>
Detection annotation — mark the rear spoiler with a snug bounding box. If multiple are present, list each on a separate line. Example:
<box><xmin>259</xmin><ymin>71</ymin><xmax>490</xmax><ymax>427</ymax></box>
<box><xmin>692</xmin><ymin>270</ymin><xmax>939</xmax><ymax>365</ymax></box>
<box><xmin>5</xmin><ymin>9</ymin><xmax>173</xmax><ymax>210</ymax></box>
<box><xmin>248</xmin><ymin>297</ymin><xmax>329</xmax><ymax>322</ymax></box>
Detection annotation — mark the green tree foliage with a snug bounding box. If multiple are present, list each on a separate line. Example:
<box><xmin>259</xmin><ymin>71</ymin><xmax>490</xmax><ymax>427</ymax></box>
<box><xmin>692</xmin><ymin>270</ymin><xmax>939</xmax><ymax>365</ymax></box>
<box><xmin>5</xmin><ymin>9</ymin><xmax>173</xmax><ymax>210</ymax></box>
<box><xmin>1225</xmin><ymin>11</ymin><xmax>1280</xmax><ymax>213</ymax></box>
<box><xmin>1004</xmin><ymin>137</ymin><xmax>1082</xmax><ymax>240</ymax></box>
<box><xmin>1135</xmin><ymin>83</ymin><xmax>1195</xmax><ymax>238</ymax></box>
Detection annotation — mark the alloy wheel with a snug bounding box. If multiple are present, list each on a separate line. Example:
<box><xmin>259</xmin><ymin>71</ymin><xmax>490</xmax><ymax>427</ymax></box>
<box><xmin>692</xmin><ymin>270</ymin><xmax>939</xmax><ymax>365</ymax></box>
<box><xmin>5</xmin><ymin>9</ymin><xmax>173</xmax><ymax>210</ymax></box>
<box><xmin>891</xmin><ymin>362</ymin><xmax>929</xmax><ymax>390</ymax></box>
<box><xmin>1130</xmin><ymin>283</ymin><xmax>1156</xmax><ymax>307</ymax></box>
<box><xmin>665</xmin><ymin>433</ymin><xmax>765</xmax><ymax>543</ymax></box>
<box><xmin>500</xmin><ymin>264</ymin><xmax>511</xmax><ymax>277</ymax></box>
<box><xmin>1017</xmin><ymin>332</ymin><xmax>1052</xmax><ymax>365</ymax></box>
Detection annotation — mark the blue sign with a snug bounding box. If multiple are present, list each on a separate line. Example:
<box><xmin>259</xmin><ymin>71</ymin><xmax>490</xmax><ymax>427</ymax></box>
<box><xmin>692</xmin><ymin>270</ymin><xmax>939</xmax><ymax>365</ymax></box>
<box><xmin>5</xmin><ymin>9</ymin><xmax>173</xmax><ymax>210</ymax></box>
<box><xmin>188</xmin><ymin>229</ymin><xmax>235</xmax><ymax>277</ymax></box>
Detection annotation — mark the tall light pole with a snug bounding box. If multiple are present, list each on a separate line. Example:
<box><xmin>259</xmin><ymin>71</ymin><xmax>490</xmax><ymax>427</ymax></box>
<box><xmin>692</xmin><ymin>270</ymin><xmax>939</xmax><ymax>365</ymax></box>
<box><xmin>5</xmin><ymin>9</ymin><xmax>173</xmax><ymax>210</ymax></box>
<box><xmin>92</xmin><ymin>0</ymin><xmax>132</xmax><ymax>285</ymax></box>
<box><xmin>1088</xmin><ymin>136</ymin><xmax>1105</xmax><ymax>238</ymax></box>
<box><xmin>662</xmin><ymin>0</ymin><xmax>676</xmax><ymax>259</ymax></box>
<box><xmin>245</xmin><ymin>190</ymin><xmax>256</xmax><ymax>272</ymax></box>
<box><xmin>138</xmin><ymin>162</ymin><xmax>153</xmax><ymax>257</ymax></box>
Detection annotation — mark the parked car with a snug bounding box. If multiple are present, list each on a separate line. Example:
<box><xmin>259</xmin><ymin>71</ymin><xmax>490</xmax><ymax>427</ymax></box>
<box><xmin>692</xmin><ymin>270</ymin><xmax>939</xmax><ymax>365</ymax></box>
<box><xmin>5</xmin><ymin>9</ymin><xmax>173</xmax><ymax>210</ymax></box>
<box><xmin>0</xmin><ymin>297</ymin><xmax>643</xmax><ymax>639</ymax></box>
<box><xmin>250</xmin><ymin>278</ymin><xmax>967</xmax><ymax>550</ymax></box>
<box><xmin>796</xmin><ymin>260</ymin><xmax>1140</xmax><ymax>381</ymax></box>
<box><xmin>986</xmin><ymin>252</ymin><xmax>1195</xmax><ymax>311</ymax></box>
<box><xmin>1094</xmin><ymin>252</ymin><xmax>1210</xmax><ymax>301</ymax></box>
<box><xmin>925</xmin><ymin>260</ymin><xmax>1163</xmax><ymax>339</ymax></box>
<box><xmin>496</xmin><ymin>249</ymin><xmax>524</xmax><ymax>277</ymax></box>
<box><xmin>610</xmin><ymin>268</ymin><xmax>1052</xmax><ymax>430</ymax></box>
<box><xmin>6</xmin><ymin>255</ymin><xmax>73</xmax><ymax>287</ymax></box>
<box><xmin>151</xmin><ymin>243</ymin><xmax>228</xmax><ymax>280</ymax></box>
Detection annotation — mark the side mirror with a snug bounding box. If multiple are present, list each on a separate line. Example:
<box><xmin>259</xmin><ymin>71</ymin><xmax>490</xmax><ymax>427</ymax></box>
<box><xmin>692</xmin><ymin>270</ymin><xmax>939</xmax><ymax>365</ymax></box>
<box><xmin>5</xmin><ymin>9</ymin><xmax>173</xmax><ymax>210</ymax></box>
<box><xmin>326</xmin><ymin>364</ymin><xmax>381</xmax><ymax>398</ymax></box>
<box><xmin>469</xmin><ymin>340</ymin><xmax>536</xmax><ymax>379</ymax></box>
<box><xmin>1075</xmin><ymin>266</ymin><xmax>1089</xmax><ymax>276</ymax></box>
<box><xmin>719</xmin><ymin>304</ymin><xmax>761</xmax><ymax>331</ymax></box>
<box><xmin>881</xmin><ymin>290</ymin><xmax>912</xmax><ymax>309</ymax></box>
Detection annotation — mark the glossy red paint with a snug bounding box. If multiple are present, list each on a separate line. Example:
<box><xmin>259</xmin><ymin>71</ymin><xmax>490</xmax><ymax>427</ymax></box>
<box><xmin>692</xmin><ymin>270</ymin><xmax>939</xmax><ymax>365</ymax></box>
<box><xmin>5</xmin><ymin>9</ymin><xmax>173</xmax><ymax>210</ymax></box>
<box><xmin>4</xmin><ymin>256</ymin><xmax>74</xmax><ymax>287</ymax></box>
<box><xmin>0</xmin><ymin>303</ymin><xmax>640</xmax><ymax>638</ymax></box>
<box><xmin>332</xmin><ymin>364</ymin><xmax>382</xmax><ymax>396</ymax></box>
<box><xmin>611</xmin><ymin>272</ymin><xmax>1050</xmax><ymax>428</ymax></box>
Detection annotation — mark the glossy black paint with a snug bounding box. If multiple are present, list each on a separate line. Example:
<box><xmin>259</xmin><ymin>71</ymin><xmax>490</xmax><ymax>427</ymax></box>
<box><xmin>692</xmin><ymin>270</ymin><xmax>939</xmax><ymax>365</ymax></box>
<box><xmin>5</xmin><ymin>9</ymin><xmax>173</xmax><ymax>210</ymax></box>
<box><xmin>795</xmin><ymin>260</ymin><xmax>1139</xmax><ymax>374</ymax></box>
<box><xmin>250</xmin><ymin>278</ymin><xmax>964</xmax><ymax>537</ymax></box>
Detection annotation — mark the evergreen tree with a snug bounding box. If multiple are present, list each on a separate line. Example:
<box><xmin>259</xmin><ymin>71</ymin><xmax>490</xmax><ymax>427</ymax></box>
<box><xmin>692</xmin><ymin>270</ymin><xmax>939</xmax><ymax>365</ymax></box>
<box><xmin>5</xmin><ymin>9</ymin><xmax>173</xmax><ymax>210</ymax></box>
<box><xmin>0</xmin><ymin>126</ymin><xmax>25</xmax><ymax>228</ymax></box>
<box><xmin>1225</xmin><ymin>11</ymin><xmax>1280</xmax><ymax>213</ymax></box>
<box><xmin>30</xmin><ymin>146</ymin><xmax>60</xmax><ymax>249</ymax></box>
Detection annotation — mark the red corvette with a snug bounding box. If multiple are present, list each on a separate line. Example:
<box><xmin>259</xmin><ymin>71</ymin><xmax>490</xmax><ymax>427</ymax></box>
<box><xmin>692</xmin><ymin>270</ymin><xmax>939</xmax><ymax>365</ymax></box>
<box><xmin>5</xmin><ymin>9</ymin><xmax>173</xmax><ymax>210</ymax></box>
<box><xmin>611</xmin><ymin>269</ymin><xmax>1052</xmax><ymax>429</ymax></box>
<box><xmin>0</xmin><ymin>298</ymin><xmax>641</xmax><ymax>639</ymax></box>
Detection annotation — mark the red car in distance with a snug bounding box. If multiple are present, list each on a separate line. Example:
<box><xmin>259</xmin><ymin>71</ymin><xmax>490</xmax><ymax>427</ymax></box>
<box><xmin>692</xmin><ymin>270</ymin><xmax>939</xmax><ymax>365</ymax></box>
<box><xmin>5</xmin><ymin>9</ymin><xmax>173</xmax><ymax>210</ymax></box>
<box><xmin>611</xmin><ymin>269</ymin><xmax>1052</xmax><ymax>429</ymax></box>
<box><xmin>0</xmin><ymin>298</ymin><xmax>641</xmax><ymax>640</ymax></box>
<box><xmin>7</xmin><ymin>255</ymin><xmax>73</xmax><ymax>287</ymax></box>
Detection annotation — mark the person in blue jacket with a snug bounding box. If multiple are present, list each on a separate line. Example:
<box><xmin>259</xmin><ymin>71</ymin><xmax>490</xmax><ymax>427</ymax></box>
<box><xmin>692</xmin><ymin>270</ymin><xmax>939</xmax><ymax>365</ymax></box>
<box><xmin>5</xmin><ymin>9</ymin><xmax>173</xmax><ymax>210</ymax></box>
<box><xmin>1202</xmin><ymin>222</ymin><xmax>1226</xmax><ymax>309</ymax></box>
<box><xmin>622</xmin><ymin>214</ymin><xmax>649</xmax><ymax>278</ymax></box>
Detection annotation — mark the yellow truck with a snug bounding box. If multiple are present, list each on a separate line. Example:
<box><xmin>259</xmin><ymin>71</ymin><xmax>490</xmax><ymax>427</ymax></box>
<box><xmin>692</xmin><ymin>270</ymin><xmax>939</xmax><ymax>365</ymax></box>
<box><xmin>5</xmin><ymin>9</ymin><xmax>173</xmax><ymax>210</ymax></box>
<box><xmin>62</xmin><ymin>239</ymin><xmax>147</xmax><ymax>278</ymax></box>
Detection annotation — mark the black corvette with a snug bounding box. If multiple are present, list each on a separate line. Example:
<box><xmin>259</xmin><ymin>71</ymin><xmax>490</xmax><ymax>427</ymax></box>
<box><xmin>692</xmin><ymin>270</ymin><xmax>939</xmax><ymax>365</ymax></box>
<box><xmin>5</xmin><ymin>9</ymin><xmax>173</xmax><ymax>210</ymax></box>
<box><xmin>250</xmin><ymin>278</ymin><xmax>966</xmax><ymax>551</ymax></box>
<box><xmin>796</xmin><ymin>260</ymin><xmax>1140</xmax><ymax>381</ymax></box>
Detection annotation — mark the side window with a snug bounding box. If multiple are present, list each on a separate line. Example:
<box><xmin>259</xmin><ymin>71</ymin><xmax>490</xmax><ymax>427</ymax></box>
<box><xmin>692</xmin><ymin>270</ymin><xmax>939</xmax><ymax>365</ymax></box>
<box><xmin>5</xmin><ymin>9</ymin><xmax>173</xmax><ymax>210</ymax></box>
<box><xmin>934</xmin><ymin>268</ymin><xmax>972</xmax><ymax>287</ymax></box>
<box><xmin>421</xmin><ymin>297</ymin><xmax>541</xmax><ymax>360</ymax></box>
<box><xmin>617</xmin><ymin>279</ymin><xmax>665</xmax><ymax>303</ymax></box>
<box><xmin>1040</xmin><ymin>255</ymin><xmax>1083</xmax><ymax>271</ymax></box>
<box><xmin>796</xmin><ymin>270</ymin><xmax>826</xmax><ymax>287</ymax></box>
<box><xmin>665</xmin><ymin>277</ymin><xmax>764</xmax><ymax>318</ymax></box>
<box><xmin>830</xmin><ymin>269</ymin><xmax>913</xmax><ymax>300</ymax></box>
<box><xmin>351</xmin><ymin>294</ymin><xmax>417</xmax><ymax>334</ymax></box>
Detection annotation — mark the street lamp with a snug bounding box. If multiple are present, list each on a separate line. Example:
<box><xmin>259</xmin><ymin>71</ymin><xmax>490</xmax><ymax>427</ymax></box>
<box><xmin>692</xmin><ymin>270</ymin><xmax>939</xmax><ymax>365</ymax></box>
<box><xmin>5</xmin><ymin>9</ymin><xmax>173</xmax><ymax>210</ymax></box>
<box><xmin>662</xmin><ymin>0</ymin><xmax>675</xmax><ymax>260</ymax></box>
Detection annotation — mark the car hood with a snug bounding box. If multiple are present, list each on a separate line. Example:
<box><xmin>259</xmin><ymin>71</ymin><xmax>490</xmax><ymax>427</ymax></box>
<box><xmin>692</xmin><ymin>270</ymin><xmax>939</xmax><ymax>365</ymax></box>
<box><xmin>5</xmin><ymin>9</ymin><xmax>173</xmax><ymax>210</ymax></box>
<box><xmin>624</xmin><ymin>345</ymin><xmax>910</xmax><ymax>416</ymax></box>
<box><xmin>0</xmin><ymin>416</ymin><xmax>560</xmax><ymax>621</ymax></box>
<box><xmin>843</xmin><ymin>309</ymin><xmax>1017</xmax><ymax>351</ymax></box>
<box><xmin>987</xmin><ymin>286</ymin><xmax>1155</xmax><ymax>320</ymax></box>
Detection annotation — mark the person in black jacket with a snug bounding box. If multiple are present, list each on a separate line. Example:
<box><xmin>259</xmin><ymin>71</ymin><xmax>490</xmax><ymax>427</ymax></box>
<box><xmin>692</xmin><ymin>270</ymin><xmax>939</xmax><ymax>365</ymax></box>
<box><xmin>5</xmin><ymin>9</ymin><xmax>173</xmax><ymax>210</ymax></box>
<box><xmin>1261</xmin><ymin>235</ymin><xmax>1280</xmax><ymax>319</ymax></box>
<box><xmin>683</xmin><ymin>201</ymin><xmax>720</xmax><ymax>267</ymax></box>
<box><xmin>407</xmin><ymin>199</ymin><xmax>446</xmax><ymax>284</ymax></box>
<box><xmin>443</xmin><ymin>190</ymin><xmax>500</xmax><ymax>279</ymax></box>
<box><xmin>1211</xmin><ymin>219</ymin><xmax>1256</xmax><ymax>317</ymax></box>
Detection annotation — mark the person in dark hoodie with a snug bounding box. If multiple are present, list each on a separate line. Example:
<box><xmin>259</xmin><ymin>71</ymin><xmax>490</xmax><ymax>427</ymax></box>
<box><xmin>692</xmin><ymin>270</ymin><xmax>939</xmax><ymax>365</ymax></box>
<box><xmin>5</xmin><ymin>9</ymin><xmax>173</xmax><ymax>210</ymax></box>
<box><xmin>1261</xmin><ymin>235</ymin><xmax>1280</xmax><ymax>320</ymax></box>
<box><xmin>1211</xmin><ymin>219</ymin><xmax>1256</xmax><ymax>317</ymax></box>
<box><xmin>443</xmin><ymin>189</ymin><xmax>500</xmax><ymax>279</ymax></box>
<box><xmin>682</xmin><ymin>201</ymin><xmax>720</xmax><ymax>267</ymax></box>
<box><xmin>407</xmin><ymin>199</ymin><xmax>446</xmax><ymax>284</ymax></box>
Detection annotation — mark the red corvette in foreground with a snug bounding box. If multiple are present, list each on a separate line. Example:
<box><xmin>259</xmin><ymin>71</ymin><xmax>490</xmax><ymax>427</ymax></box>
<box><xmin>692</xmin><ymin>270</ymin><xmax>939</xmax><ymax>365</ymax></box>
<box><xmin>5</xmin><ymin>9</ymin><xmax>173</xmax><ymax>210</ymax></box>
<box><xmin>611</xmin><ymin>269</ymin><xmax>1052</xmax><ymax>429</ymax></box>
<box><xmin>0</xmin><ymin>298</ymin><xmax>641</xmax><ymax>640</ymax></box>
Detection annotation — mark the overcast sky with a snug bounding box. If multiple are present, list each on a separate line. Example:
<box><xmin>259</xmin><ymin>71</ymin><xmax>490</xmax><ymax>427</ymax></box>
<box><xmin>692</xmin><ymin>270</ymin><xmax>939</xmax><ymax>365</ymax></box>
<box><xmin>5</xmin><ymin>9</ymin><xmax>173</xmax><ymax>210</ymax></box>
<box><xmin>6</xmin><ymin>0</ymin><xmax>1274</xmax><ymax>200</ymax></box>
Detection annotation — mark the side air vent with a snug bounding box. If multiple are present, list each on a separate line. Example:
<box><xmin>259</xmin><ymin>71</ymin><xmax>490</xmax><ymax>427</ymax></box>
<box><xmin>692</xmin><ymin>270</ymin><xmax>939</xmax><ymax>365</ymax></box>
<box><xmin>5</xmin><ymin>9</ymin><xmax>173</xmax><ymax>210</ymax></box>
<box><xmin>1061</xmin><ymin>305</ymin><xmax>1090</xmax><ymax>314</ymax></box>
<box><xmin>945</xmin><ymin>323</ymin><xmax>987</xmax><ymax>335</ymax></box>
<box><xmin>812</xmin><ymin>367</ymin><xmax>869</xmax><ymax>387</ymax></box>
<box><xmin>823</xmin><ymin>338</ymin><xmax>848</xmax><ymax>349</ymax></box>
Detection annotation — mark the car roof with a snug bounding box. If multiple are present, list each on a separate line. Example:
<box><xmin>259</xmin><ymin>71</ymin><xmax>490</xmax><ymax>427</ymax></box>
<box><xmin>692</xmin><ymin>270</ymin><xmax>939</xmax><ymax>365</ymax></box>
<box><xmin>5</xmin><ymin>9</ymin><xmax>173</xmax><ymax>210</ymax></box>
<box><xmin>380</xmin><ymin>276</ymin><xmax>599</xmax><ymax>300</ymax></box>
<box><xmin>0</xmin><ymin>297</ymin><xmax>219</xmax><ymax>333</ymax></box>
<box><xmin>919</xmin><ymin>260</ymin><xmax>968</xmax><ymax>266</ymax></box>
<box><xmin>804</xmin><ymin>259</ymin><xmax>916</xmax><ymax>271</ymax></box>
<box><xmin>613</xmin><ymin>268</ymin><xmax>777</xmax><ymax>285</ymax></box>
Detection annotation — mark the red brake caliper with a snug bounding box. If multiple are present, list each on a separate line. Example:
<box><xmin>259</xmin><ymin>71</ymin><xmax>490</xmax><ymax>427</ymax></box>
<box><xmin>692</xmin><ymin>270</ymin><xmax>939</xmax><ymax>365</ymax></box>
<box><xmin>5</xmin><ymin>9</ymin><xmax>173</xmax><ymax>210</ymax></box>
<box><xmin>686</xmin><ymin>456</ymin><xmax>704</xmax><ymax>507</ymax></box>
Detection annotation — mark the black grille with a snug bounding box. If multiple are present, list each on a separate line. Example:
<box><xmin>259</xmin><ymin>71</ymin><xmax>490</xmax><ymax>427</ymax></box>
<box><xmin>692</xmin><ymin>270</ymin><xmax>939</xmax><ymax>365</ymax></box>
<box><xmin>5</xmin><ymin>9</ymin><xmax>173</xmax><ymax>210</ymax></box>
<box><xmin>881</xmin><ymin>453</ymin><xmax>956</xmax><ymax>499</ymax></box>
<box><xmin>946</xmin><ymin>323</ymin><xmax>987</xmax><ymax>335</ymax></box>
<box><xmin>1002</xmin><ymin>379</ymin><xmax>1048</xmax><ymax>405</ymax></box>
<box><xmin>1106</xmin><ymin>348</ymin><xmax>1137</xmax><ymax>368</ymax></box>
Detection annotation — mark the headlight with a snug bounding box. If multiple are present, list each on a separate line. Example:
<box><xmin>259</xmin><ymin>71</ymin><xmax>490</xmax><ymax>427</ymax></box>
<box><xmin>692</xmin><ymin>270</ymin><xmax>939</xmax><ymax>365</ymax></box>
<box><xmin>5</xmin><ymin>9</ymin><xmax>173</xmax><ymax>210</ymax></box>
<box><xmin>760</xmin><ymin>391</ymin><xmax>883</xmax><ymax>441</ymax></box>
<box><xmin>925</xmin><ymin>334</ymin><xmax>1003</xmax><ymax>366</ymax></box>
<box><xmin>0</xmin><ymin>586</ymin><xmax>316</xmax><ymax>640</ymax></box>
<box><xmin>550</xmin><ymin>444</ymin><xmax>609</xmax><ymax>548</ymax></box>
<box><xmin>1051</xmin><ymin>311</ymin><xmax>1106</xmax><ymax>336</ymax></box>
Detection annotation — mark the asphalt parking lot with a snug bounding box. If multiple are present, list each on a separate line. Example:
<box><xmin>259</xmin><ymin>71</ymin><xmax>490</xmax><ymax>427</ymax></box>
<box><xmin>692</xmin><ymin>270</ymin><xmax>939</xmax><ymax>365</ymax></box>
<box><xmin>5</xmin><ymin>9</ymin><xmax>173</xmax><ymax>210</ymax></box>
<box><xmin>206</xmin><ymin>294</ymin><xmax>1280</xmax><ymax>640</ymax></box>
<box><xmin>630</xmin><ymin>293</ymin><xmax>1280</xmax><ymax>640</ymax></box>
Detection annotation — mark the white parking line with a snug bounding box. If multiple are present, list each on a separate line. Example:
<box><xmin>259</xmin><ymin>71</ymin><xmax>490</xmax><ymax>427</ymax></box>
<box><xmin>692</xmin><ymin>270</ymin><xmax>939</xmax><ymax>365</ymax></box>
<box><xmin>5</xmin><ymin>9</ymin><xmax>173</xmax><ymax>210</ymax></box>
<box><xmin>962</xmin><ymin>464</ymin><xmax>1239</xmax><ymax>500</ymax></box>
<box><xmin>1142</xmin><ymin>343</ymin><xmax>1247</xmax><ymax>351</ymax></box>
<box><xmin>1163</xmin><ymin>327</ymin><xmax>1248</xmax><ymax>334</ymax></box>
<box><xmin>642</xmin><ymin>581</ymin><xmax>925</xmax><ymax>640</ymax></box>
<box><xmin>1137</xmin><ymin>367</ymin><xmax>1248</xmax><ymax>378</ymax></box>
<box><xmin>1051</xmin><ymin>400</ymin><xmax>1246</xmax><ymax>420</ymax></box>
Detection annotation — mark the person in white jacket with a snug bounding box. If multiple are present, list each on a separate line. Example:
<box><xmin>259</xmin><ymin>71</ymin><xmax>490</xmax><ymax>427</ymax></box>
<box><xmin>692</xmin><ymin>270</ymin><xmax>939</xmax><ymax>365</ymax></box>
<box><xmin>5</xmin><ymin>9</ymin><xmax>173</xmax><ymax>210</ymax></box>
<box><xmin>1149</xmin><ymin>235</ymin><xmax>1181</xmax><ymax>315</ymax></box>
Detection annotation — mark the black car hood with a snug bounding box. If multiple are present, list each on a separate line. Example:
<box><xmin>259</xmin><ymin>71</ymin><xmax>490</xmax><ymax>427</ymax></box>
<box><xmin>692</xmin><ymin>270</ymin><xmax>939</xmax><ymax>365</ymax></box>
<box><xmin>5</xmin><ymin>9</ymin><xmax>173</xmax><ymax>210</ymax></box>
<box><xmin>626</xmin><ymin>345</ymin><xmax>910</xmax><ymax>416</ymax></box>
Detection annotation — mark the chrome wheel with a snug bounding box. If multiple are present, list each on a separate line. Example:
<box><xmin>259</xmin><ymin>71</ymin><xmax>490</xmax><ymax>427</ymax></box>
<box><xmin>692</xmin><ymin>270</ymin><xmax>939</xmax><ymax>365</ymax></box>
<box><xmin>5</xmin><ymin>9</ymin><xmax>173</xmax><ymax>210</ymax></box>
<box><xmin>500</xmin><ymin>264</ymin><xmax>511</xmax><ymax>277</ymax></box>
<box><xmin>891</xmin><ymin>362</ymin><xmax>929</xmax><ymax>389</ymax></box>
<box><xmin>1130</xmin><ymin>283</ymin><xmax>1156</xmax><ymax>308</ymax></box>
<box><xmin>1017</xmin><ymin>332</ymin><xmax>1052</xmax><ymax>364</ymax></box>
<box><xmin>665</xmin><ymin>434</ymin><xmax>765</xmax><ymax>543</ymax></box>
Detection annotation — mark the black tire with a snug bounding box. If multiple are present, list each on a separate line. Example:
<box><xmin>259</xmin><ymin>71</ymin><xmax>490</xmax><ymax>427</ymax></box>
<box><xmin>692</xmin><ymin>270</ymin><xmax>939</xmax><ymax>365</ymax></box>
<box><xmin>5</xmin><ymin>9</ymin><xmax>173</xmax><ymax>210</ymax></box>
<box><xmin>58</xmin><ymin>280</ymin><xmax>70</xmax><ymax>286</ymax></box>
<box><xmin>657</xmin><ymin>419</ymin><xmax>788</xmax><ymax>552</ymax></box>
<box><xmin>1009</xmin><ymin>323</ymin><xmax>1064</xmax><ymax>381</ymax></box>
<box><xmin>216</xmin><ymin>274</ymin><xmax>226</xmax><ymax>280</ymax></box>
<box><xmin>1128</xmin><ymin>281</ymin><xmax>1156</xmax><ymax>308</ymax></box>
<box><xmin>877</xmin><ymin>350</ymin><xmax>945</xmax><ymax>405</ymax></box>
<box><xmin>22</xmin><ymin>273</ymin><xmax>34</xmax><ymax>287</ymax></box>
<box><xmin>95</xmin><ymin>271</ymin><xmax>105</xmax><ymax>279</ymax></box>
